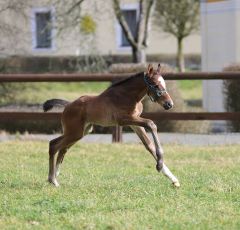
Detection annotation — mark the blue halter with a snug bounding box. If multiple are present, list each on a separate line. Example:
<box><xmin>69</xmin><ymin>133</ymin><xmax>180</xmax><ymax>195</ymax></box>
<box><xmin>144</xmin><ymin>74</ymin><xmax>167</xmax><ymax>102</ymax></box>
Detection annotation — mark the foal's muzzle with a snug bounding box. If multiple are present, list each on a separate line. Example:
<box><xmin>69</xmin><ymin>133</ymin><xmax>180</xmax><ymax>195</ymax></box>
<box><xmin>163</xmin><ymin>101</ymin><xmax>173</xmax><ymax>110</ymax></box>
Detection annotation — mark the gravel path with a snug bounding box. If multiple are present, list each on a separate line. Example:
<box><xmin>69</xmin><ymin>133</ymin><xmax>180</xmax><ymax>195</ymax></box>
<box><xmin>0</xmin><ymin>133</ymin><xmax>239</xmax><ymax>146</ymax></box>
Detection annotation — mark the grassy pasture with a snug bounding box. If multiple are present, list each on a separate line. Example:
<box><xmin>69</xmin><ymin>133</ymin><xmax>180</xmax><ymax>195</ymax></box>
<box><xmin>0</xmin><ymin>141</ymin><xmax>239</xmax><ymax>229</ymax></box>
<box><xmin>178</xmin><ymin>80</ymin><xmax>202</xmax><ymax>100</ymax></box>
<box><xmin>1</xmin><ymin>80</ymin><xmax>202</xmax><ymax>105</ymax></box>
<box><xmin>3</xmin><ymin>82</ymin><xmax>110</xmax><ymax>105</ymax></box>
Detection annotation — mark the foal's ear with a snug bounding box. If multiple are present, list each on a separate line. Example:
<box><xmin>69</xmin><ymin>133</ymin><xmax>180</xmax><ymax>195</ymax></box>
<box><xmin>157</xmin><ymin>63</ymin><xmax>161</xmax><ymax>74</ymax></box>
<box><xmin>147</xmin><ymin>64</ymin><xmax>154</xmax><ymax>75</ymax></box>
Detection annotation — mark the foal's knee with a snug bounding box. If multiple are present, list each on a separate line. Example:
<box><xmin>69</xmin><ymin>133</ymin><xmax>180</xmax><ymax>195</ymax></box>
<box><xmin>49</xmin><ymin>136</ymin><xmax>64</xmax><ymax>156</ymax></box>
<box><xmin>146</xmin><ymin>120</ymin><xmax>157</xmax><ymax>132</ymax></box>
<box><xmin>49</xmin><ymin>140</ymin><xmax>57</xmax><ymax>156</ymax></box>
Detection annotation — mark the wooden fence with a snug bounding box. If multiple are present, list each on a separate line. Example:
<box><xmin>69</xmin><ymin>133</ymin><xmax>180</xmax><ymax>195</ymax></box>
<box><xmin>0</xmin><ymin>72</ymin><xmax>240</xmax><ymax>142</ymax></box>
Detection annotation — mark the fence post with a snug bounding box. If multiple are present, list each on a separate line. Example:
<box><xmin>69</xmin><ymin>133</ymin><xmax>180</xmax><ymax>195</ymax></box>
<box><xmin>112</xmin><ymin>126</ymin><xmax>123</xmax><ymax>143</ymax></box>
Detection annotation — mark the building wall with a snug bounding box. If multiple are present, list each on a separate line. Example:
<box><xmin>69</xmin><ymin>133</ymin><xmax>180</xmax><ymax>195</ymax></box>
<box><xmin>201</xmin><ymin>0</ymin><xmax>240</xmax><ymax>113</ymax></box>
<box><xmin>0</xmin><ymin>0</ymin><xmax>201</xmax><ymax>58</ymax></box>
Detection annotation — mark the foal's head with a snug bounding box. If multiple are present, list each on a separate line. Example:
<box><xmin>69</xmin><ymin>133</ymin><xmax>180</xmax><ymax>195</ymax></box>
<box><xmin>144</xmin><ymin>64</ymin><xmax>173</xmax><ymax>110</ymax></box>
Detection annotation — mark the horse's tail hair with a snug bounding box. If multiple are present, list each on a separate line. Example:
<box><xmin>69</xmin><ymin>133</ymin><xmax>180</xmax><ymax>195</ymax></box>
<box><xmin>43</xmin><ymin>99</ymin><xmax>69</xmax><ymax>112</ymax></box>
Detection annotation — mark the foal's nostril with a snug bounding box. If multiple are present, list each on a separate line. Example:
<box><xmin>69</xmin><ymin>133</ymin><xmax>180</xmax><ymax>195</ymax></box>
<box><xmin>163</xmin><ymin>101</ymin><xmax>173</xmax><ymax>110</ymax></box>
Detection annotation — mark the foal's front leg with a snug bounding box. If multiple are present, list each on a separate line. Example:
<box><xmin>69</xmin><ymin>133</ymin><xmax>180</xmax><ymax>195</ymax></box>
<box><xmin>131</xmin><ymin>126</ymin><xmax>180</xmax><ymax>187</ymax></box>
<box><xmin>130</xmin><ymin>126</ymin><xmax>157</xmax><ymax>161</ymax></box>
<box><xmin>121</xmin><ymin>117</ymin><xmax>164</xmax><ymax>171</ymax></box>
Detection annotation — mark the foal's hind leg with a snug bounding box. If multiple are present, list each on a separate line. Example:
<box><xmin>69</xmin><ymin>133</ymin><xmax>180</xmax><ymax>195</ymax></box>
<box><xmin>48</xmin><ymin>136</ymin><xmax>64</xmax><ymax>186</ymax></box>
<box><xmin>55</xmin><ymin>124</ymin><xmax>92</xmax><ymax>177</ymax></box>
<box><xmin>48</xmin><ymin>133</ymin><xmax>83</xmax><ymax>186</ymax></box>
<box><xmin>131</xmin><ymin>126</ymin><xmax>180</xmax><ymax>187</ymax></box>
<box><xmin>48</xmin><ymin>136</ymin><xmax>82</xmax><ymax>186</ymax></box>
<box><xmin>55</xmin><ymin>148</ymin><xmax>67</xmax><ymax>177</ymax></box>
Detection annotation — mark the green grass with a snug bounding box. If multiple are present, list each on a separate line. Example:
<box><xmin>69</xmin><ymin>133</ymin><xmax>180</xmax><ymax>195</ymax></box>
<box><xmin>2</xmin><ymin>82</ymin><xmax>110</xmax><ymax>104</ymax></box>
<box><xmin>178</xmin><ymin>80</ymin><xmax>202</xmax><ymax>100</ymax></box>
<box><xmin>1</xmin><ymin>79</ymin><xmax>202</xmax><ymax>105</ymax></box>
<box><xmin>0</xmin><ymin>141</ymin><xmax>239</xmax><ymax>229</ymax></box>
<box><xmin>21</xmin><ymin>82</ymin><xmax>110</xmax><ymax>103</ymax></box>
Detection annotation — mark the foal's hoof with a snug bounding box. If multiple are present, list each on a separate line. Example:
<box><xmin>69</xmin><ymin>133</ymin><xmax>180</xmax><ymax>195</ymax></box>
<box><xmin>48</xmin><ymin>178</ymin><xmax>60</xmax><ymax>187</ymax></box>
<box><xmin>173</xmin><ymin>181</ymin><xmax>180</xmax><ymax>188</ymax></box>
<box><xmin>156</xmin><ymin>162</ymin><xmax>163</xmax><ymax>172</ymax></box>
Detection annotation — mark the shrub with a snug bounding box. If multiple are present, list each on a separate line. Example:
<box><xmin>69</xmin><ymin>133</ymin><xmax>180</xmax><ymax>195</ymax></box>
<box><xmin>223</xmin><ymin>64</ymin><xmax>240</xmax><ymax>132</ymax></box>
<box><xmin>0</xmin><ymin>61</ymin><xmax>28</xmax><ymax>105</ymax></box>
<box><xmin>69</xmin><ymin>54</ymin><xmax>108</xmax><ymax>73</ymax></box>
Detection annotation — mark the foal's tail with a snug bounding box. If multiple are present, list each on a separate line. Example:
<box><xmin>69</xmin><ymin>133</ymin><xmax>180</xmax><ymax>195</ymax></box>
<box><xmin>43</xmin><ymin>99</ymin><xmax>69</xmax><ymax>112</ymax></box>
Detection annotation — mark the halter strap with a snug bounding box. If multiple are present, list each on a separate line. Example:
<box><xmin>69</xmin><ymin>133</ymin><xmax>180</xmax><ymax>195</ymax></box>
<box><xmin>144</xmin><ymin>73</ymin><xmax>167</xmax><ymax>102</ymax></box>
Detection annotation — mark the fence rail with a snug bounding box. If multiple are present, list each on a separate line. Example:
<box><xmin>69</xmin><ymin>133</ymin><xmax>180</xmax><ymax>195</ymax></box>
<box><xmin>0</xmin><ymin>72</ymin><xmax>240</xmax><ymax>82</ymax></box>
<box><xmin>0</xmin><ymin>111</ymin><xmax>240</xmax><ymax>121</ymax></box>
<box><xmin>0</xmin><ymin>72</ymin><xmax>240</xmax><ymax>142</ymax></box>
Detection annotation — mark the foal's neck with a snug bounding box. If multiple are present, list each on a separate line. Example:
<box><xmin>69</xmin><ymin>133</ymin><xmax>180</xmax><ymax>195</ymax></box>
<box><xmin>119</xmin><ymin>72</ymin><xmax>147</xmax><ymax>102</ymax></box>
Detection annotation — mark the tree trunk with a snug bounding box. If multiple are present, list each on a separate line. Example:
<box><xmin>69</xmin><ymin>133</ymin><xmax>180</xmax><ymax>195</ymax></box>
<box><xmin>177</xmin><ymin>38</ymin><xmax>185</xmax><ymax>72</ymax></box>
<box><xmin>132</xmin><ymin>47</ymin><xmax>146</xmax><ymax>63</ymax></box>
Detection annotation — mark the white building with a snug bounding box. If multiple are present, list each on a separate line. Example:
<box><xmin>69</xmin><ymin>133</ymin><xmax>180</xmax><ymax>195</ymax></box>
<box><xmin>0</xmin><ymin>0</ymin><xmax>201</xmax><ymax>59</ymax></box>
<box><xmin>201</xmin><ymin>0</ymin><xmax>240</xmax><ymax>115</ymax></box>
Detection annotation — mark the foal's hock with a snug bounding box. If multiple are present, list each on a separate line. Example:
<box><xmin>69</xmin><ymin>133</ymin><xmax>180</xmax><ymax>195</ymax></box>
<box><xmin>43</xmin><ymin>64</ymin><xmax>180</xmax><ymax>188</ymax></box>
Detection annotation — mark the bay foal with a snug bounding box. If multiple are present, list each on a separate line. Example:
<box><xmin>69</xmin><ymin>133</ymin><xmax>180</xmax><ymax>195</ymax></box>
<box><xmin>43</xmin><ymin>64</ymin><xmax>180</xmax><ymax>187</ymax></box>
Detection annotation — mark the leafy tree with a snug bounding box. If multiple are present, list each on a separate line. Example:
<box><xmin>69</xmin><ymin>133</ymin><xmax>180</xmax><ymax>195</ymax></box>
<box><xmin>155</xmin><ymin>0</ymin><xmax>199</xmax><ymax>72</ymax></box>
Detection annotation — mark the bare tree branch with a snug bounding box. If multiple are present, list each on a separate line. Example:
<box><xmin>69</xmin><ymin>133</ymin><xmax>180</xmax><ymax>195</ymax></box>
<box><xmin>65</xmin><ymin>0</ymin><xmax>85</xmax><ymax>15</ymax></box>
<box><xmin>136</xmin><ymin>0</ymin><xmax>144</xmax><ymax>47</ymax></box>
<box><xmin>112</xmin><ymin>0</ymin><xmax>137</xmax><ymax>48</ymax></box>
<box><xmin>143</xmin><ymin>0</ymin><xmax>155</xmax><ymax>46</ymax></box>
<box><xmin>112</xmin><ymin>0</ymin><xmax>155</xmax><ymax>62</ymax></box>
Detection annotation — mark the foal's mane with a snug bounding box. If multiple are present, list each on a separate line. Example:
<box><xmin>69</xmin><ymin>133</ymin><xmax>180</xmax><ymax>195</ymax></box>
<box><xmin>109</xmin><ymin>72</ymin><xmax>144</xmax><ymax>88</ymax></box>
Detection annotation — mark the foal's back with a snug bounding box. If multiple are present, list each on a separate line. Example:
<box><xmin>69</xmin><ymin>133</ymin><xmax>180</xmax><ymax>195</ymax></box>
<box><xmin>62</xmin><ymin>92</ymin><xmax>118</xmax><ymax>127</ymax></box>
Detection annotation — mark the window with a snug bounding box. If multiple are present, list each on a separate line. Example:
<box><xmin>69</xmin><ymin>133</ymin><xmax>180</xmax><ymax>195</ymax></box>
<box><xmin>36</xmin><ymin>12</ymin><xmax>52</xmax><ymax>48</ymax></box>
<box><xmin>32</xmin><ymin>8</ymin><xmax>55</xmax><ymax>50</ymax></box>
<box><xmin>116</xmin><ymin>4</ymin><xmax>138</xmax><ymax>49</ymax></box>
<box><xmin>121</xmin><ymin>10</ymin><xmax>137</xmax><ymax>47</ymax></box>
